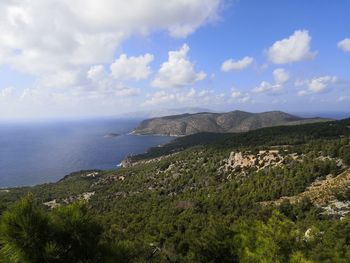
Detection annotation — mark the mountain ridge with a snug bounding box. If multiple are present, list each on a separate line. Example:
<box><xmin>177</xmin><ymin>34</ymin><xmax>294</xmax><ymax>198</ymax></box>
<box><xmin>117</xmin><ymin>107</ymin><xmax>213</xmax><ymax>119</ymax></box>
<box><xmin>132</xmin><ymin>110</ymin><xmax>332</xmax><ymax>136</ymax></box>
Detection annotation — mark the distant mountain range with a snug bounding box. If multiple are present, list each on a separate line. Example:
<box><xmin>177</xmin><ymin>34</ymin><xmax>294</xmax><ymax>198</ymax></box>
<box><xmin>119</xmin><ymin>107</ymin><xmax>213</xmax><ymax>119</ymax></box>
<box><xmin>132</xmin><ymin>110</ymin><xmax>332</xmax><ymax>136</ymax></box>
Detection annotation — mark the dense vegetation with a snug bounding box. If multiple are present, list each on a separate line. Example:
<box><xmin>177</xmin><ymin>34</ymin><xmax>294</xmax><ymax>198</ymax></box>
<box><xmin>1</xmin><ymin>119</ymin><xmax>350</xmax><ymax>262</ymax></box>
<box><xmin>132</xmin><ymin>118</ymin><xmax>350</xmax><ymax>161</ymax></box>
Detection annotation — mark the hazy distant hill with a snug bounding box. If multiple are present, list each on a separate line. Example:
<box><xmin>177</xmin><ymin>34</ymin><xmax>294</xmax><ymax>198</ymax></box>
<box><xmin>132</xmin><ymin>110</ymin><xmax>332</xmax><ymax>136</ymax></box>
<box><xmin>119</xmin><ymin>107</ymin><xmax>213</xmax><ymax>119</ymax></box>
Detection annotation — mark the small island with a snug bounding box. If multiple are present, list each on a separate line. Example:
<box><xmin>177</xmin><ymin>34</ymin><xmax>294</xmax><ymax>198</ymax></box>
<box><xmin>103</xmin><ymin>133</ymin><xmax>120</xmax><ymax>138</ymax></box>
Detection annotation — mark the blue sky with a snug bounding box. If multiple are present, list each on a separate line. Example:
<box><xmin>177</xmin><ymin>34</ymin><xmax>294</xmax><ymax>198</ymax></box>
<box><xmin>0</xmin><ymin>0</ymin><xmax>349</xmax><ymax>119</ymax></box>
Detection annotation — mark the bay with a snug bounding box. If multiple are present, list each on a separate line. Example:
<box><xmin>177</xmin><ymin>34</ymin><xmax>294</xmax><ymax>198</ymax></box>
<box><xmin>0</xmin><ymin>118</ymin><xmax>172</xmax><ymax>187</ymax></box>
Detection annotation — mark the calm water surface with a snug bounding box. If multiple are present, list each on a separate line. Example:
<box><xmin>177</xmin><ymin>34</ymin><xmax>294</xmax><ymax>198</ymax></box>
<box><xmin>0</xmin><ymin>119</ymin><xmax>172</xmax><ymax>187</ymax></box>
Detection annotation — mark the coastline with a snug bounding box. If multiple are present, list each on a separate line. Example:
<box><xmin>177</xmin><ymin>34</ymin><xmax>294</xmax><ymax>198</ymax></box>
<box><xmin>0</xmin><ymin>122</ymin><xmax>173</xmax><ymax>188</ymax></box>
<box><xmin>128</xmin><ymin>130</ymin><xmax>183</xmax><ymax>137</ymax></box>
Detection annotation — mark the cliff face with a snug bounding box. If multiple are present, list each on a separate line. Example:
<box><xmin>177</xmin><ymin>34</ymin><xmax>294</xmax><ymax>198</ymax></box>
<box><xmin>132</xmin><ymin>110</ymin><xmax>331</xmax><ymax>136</ymax></box>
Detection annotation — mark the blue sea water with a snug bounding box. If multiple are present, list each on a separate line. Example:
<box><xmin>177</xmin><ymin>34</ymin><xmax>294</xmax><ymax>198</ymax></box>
<box><xmin>0</xmin><ymin>119</ymin><xmax>172</xmax><ymax>188</ymax></box>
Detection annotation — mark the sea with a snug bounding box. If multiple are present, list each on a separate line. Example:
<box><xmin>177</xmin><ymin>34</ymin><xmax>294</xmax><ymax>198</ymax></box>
<box><xmin>1</xmin><ymin>112</ymin><xmax>349</xmax><ymax>188</ymax></box>
<box><xmin>0</xmin><ymin>118</ymin><xmax>172</xmax><ymax>188</ymax></box>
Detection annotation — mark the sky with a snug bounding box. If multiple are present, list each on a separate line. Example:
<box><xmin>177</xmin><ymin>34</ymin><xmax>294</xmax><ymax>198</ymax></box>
<box><xmin>0</xmin><ymin>0</ymin><xmax>349</xmax><ymax>120</ymax></box>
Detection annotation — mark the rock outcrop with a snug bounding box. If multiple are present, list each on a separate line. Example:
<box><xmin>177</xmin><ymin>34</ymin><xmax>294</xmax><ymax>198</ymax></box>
<box><xmin>261</xmin><ymin>169</ymin><xmax>350</xmax><ymax>219</ymax></box>
<box><xmin>221</xmin><ymin>150</ymin><xmax>286</xmax><ymax>174</ymax></box>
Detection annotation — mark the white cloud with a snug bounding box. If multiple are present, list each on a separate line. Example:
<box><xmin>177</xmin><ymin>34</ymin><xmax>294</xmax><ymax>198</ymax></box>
<box><xmin>151</xmin><ymin>44</ymin><xmax>206</xmax><ymax>88</ymax></box>
<box><xmin>143</xmin><ymin>88</ymin><xmax>223</xmax><ymax>106</ymax></box>
<box><xmin>337</xmin><ymin>96</ymin><xmax>350</xmax><ymax>102</ymax></box>
<box><xmin>252</xmin><ymin>68</ymin><xmax>289</xmax><ymax>96</ymax></box>
<box><xmin>110</xmin><ymin>53</ymin><xmax>154</xmax><ymax>80</ymax></box>
<box><xmin>253</xmin><ymin>81</ymin><xmax>283</xmax><ymax>95</ymax></box>
<box><xmin>143</xmin><ymin>91</ymin><xmax>176</xmax><ymax>106</ymax></box>
<box><xmin>80</xmin><ymin>54</ymin><xmax>151</xmax><ymax>101</ymax></box>
<box><xmin>296</xmin><ymin>76</ymin><xmax>338</xmax><ymax>96</ymax></box>
<box><xmin>231</xmin><ymin>89</ymin><xmax>251</xmax><ymax>103</ymax></box>
<box><xmin>0</xmin><ymin>0</ymin><xmax>222</xmax><ymax>119</ymax></box>
<box><xmin>338</xmin><ymin>38</ymin><xmax>350</xmax><ymax>52</ymax></box>
<box><xmin>267</xmin><ymin>30</ymin><xmax>316</xmax><ymax>64</ymax></box>
<box><xmin>115</xmin><ymin>86</ymin><xmax>140</xmax><ymax>97</ymax></box>
<box><xmin>221</xmin><ymin>56</ymin><xmax>253</xmax><ymax>71</ymax></box>
<box><xmin>0</xmin><ymin>0</ymin><xmax>221</xmax><ymax>75</ymax></box>
<box><xmin>273</xmin><ymin>68</ymin><xmax>289</xmax><ymax>84</ymax></box>
<box><xmin>86</xmin><ymin>65</ymin><xmax>113</xmax><ymax>91</ymax></box>
<box><xmin>67</xmin><ymin>0</ymin><xmax>221</xmax><ymax>38</ymax></box>
<box><xmin>0</xmin><ymin>82</ymin><xmax>143</xmax><ymax>120</ymax></box>
<box><xmin>308</xmin><ymin>76</ymin><xmax>337</xmax><ymax>93</ymax></box>
<box><xmin>231</xmin><ymin>90</ymin><xmax>242</xmax><ymax>99</ymax></box>
<box><xmin>85</xmin><ymin>64</ymin><xmax>142</xmax><ymax>97</ymax></box>
<box><xmin>39</xmin><ymin>70</ymin><xmax>82</xmax><ymax>89</ymax></box>
<box><xmin>0</xmin><ymin>87</ymin><xmax>15</xmax><ymax>98</ymax></box>
<box><xmin>297</xmin><ymin>90</ymin><xmax>308</xmax><ymax>97</ymax></box>
<box><xmin>87</xmin><ymin>65</ymin><xmax>107</xmax><ymax>81</ymax></box>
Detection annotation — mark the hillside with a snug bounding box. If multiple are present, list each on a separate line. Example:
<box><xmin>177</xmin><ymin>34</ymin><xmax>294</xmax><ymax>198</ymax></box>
<box><xmin>132</xmin><ymin>110</ymin><xmax>331</xmax><ymax>136</ymax></box>
<box><xmin>130</xmin><ymin>118</ymin><xmax>350</xmax><ymax>162</ymax></box>
<box><xmin>0</xmin><ymin>119</ymin><xmax>350</xmax><ymax>262</ymax></box>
